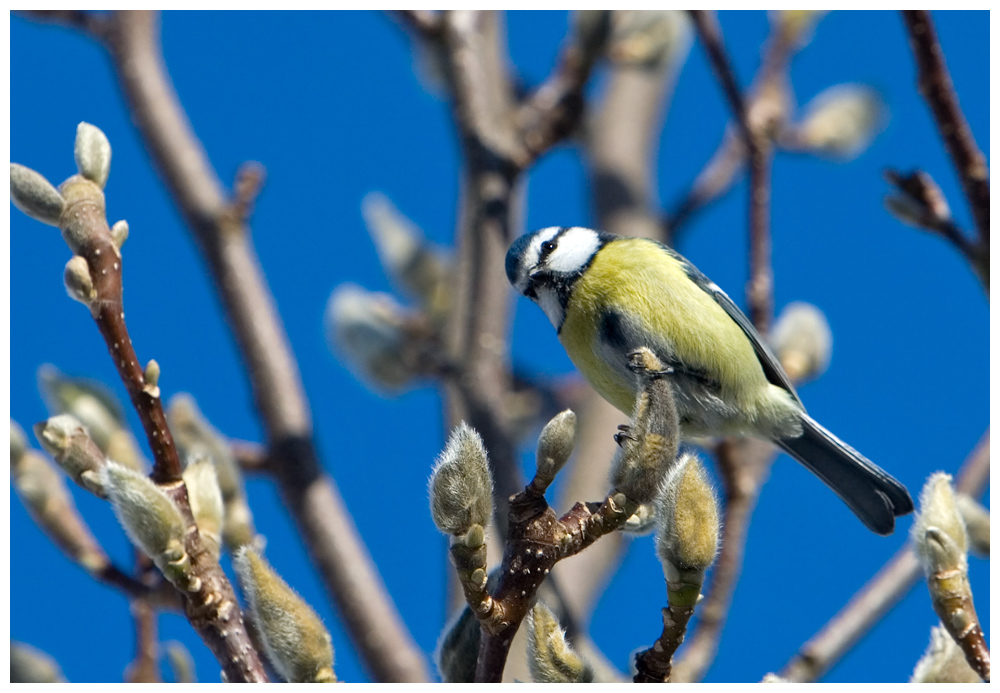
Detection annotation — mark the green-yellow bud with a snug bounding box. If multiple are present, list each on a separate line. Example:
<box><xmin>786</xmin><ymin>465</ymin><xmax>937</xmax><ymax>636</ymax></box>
<box><xmin>182</xmin><ymin>456</ymin><xmax>224</xmax><ymax>560</ymax></box>
<box><xmin>164</xmin><ymin>641</ymin><xmax>197</xmax><ymax>683</ymax></box>
<box><xmin>429</xmin><ymin>422</ymin><xmax>494</xmax><ymax>536</ymax></box>
<box><xmin>533</xmin><ymin>409</ymin><xmax>576</xmax><ymax>490</ymax></box>
<box><xmin>10</xmin><ymin>163</ymin><xmax>65</xmax><ymax>226</ymax></box>
<box><xmin>526</xmin><ymin>602</ymin><xmax>594</xmax><ymax>683</ymax></box>
<box><xmin>73</xmin><ymin>122</ymin><xmax>112</xmax><ymax>189</ymax></box>
<box><xmin>233</xmin><ymin>547</ymin><xmax>335</xmax><ymax>683</ymax></box>
<box><xmin>795</xmin><ymin>84</ymin><xmax>885</xmax><ymax>160</ymax></box>
<box><xmin>912</xmin><ymin>472</ymin><xmax>968</xmax><ymax>575</ymax></box>
<box><xmin>656</xmin><ymin>453</ymin><xmax>720</xmax><ymax>588</ymax></box>
<box><xmin>37</xmin><ymin>364</ymin><xmax>124</xmax><ymax>452</ymax></box>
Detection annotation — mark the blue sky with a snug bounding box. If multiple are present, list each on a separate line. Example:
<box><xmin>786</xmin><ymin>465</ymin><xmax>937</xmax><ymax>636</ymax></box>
<box><xmin>10</xmin><ymin>11</ymin><xmax>989</xmax><ymax>683</ymax></box>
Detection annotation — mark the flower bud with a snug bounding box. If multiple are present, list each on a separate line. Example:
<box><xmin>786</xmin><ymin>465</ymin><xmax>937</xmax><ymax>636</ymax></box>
<box><xmin>526</xmin><ymin>602</ymin><xmax>594</xmax><ymax>683</ymax></box>
<box><xmin>10</xmin><ymin>642</ymin><xmax>66</xmax><ymax>683</ymax></box>
<box><xmin>143</xmin><ymin>359</ymin><xmax>161</xmax><ymax>397</ymax></box>
<box><xmin>111</xmin><ymin>219</ymin><xmax>129</xmax><ymax>248</ymax></box>
<box><xmin>102</xmin><ymin>462</ymin><xmax>190</xmax><ymax>585</ymax></box>
<box><xmin>955</xmin><ymin>494</ymin><xmax>989</xmax><ymax>557</ymax></box>
<box><xmin>12</xmin><ymin>447</ymin><xmax>108</xmax><ymax>573</ymax></box>
<box><xmin>361</xmin><ymin>192</ymin><xmax>451</xmax><ymax>317</ymax></box>
<box><xmin>164</xmin><ymin>641</ymin><xmax>196</xmax><ymax>683</ymax></box>
<box><xmin>607</xmin><ymin>10</ymin><xmax>692</xmax><ymax>69</ymax></box>
<box><xmin>182</xmin><ymin>456</ymin><xmax>224</xmax><ymax>560</ymax></box>
<box><xmin>533</xmin><ymin>409</ymin><xmax>576</xmax><ymax>491</ymax></box>
<box><xmin>11</xmin><ymin>419</ymin><xmax>28</xmax><ymax>465</ymax></box>
<box><xmin>912</xmin><ymin>472</ymin><xmax>968</xmax><ymax>575</ymax></box>
<box><xmin>768</xmin><ymin>10</ymin><xmax>826</xmax><ymax>47</ymax></box>
<box><xmin>63</xmin><ymin>256</ymin><xmax>96</xmax><ymax>307</ymax></box>
<box><xmin>884</xmin><ymin>169</ymin><xmax>952</xmax><ymax>230</ymax></box>
<box><xmin>74</xmin><ymin>122</ymin><xmax>112</xmax><ymax>189</ymax></box>
<box><xmin>325</xmin><ymin>283</ymin><xmax>414</xmax><ymax>390</ymax></box>
<box><xmin>795</xmin><ymin>84</ymin><xmax>885</xmax><ymax>160</ymax></box>
<box><xmin>37</xmin><ymin>364</ymin><xmax>124</xmax><ymax>453</ymax></box>
<box><xmin>610</xmin><ymin>348</ymin><xmax>679</xmax><ymax>504</ymax></box>
<box><xmin>10</xmin><ymin>163</ymin><xmax>65</xmax><ymax>226</ymax></box>
<box><xmin>436</xmin><ymin>604</ymin><xmax>481</xmax><ymax>683</ymax></box>
<box><xmin>656</xmin><ymin>453</ymin><xmax>720</xmax><ymax>600</ymax></box>
<box><xmin>429</xmin><ymin>422</ymin><xmax>494</xmax><ymax>536</ymax></box>
<box><xmin>167</xmin><ymin>393</ymin><xmax>256</xmax><ymax>550</ymax></box>
<box><xmin>769</xmin><ymin>302</ymin><xmax>832</xmax><ymax>383</ymax></box>
<box><xmin>233</xmin><ymin>547</ymin><xmax>335</xmax><ymax>683</ymax></box>
<box><xmin>911</xmin><ymin>625</ymin><xmax>981</xmax><ymax>683</ymax></box>
<box><xmin>33</xmin><ymin>414</ymin><xmax>107</xmax><ymax>497</ymax></box>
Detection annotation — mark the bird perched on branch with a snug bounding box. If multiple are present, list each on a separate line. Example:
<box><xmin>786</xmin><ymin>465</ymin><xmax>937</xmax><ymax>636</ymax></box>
<box><xmin>505</xmin><ymin>226</ymin><xmax>913</xmax><ymax>535</ymax></box>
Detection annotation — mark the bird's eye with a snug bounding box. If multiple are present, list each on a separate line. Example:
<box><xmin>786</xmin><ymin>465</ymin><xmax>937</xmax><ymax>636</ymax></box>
<box><xmin>540</xmin><ymin>240</ymin><xmax>557</xmax><ymax>257</ymax></box>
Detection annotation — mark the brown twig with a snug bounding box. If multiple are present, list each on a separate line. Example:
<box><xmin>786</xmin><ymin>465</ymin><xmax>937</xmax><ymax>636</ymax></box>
<box><xmin>780</xmin><ymin>431</ymin><xmax>990</xmax><ymax>682</ymax></box>
<box><xmin>900</xmin><ymin>11</ymin><xmax>989</xmax><ymax>248</ymax></box>
<box><xmin>72</xmin><ymin>10</ymin><xmax>427</xmax><ymax>682</ymax></box>
<box><xmin>125</xmin><ymin>553</ymin><xmax>161</xmax><ymax>683</ymax></box>
<box><xmin>633</xmin><ymin>603</ymin><xmax>697</xmax><ymax>683</ymax></box>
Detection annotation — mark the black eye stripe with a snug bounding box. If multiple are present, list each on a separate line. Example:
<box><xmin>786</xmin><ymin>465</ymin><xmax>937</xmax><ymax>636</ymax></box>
<box><xmin>537</xmin><ymin>227</ymin><xmax>569</xmax><ymax>264</ymax></box>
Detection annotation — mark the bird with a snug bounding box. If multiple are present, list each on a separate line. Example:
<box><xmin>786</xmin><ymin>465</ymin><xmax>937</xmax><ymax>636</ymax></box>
<box><xmin>505</xmin><ymin>225</ymin><xmax>913</xmax><ymax>535</ymax></box>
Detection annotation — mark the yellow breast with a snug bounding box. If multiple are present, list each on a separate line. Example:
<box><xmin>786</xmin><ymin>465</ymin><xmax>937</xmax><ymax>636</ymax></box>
<box><xmin>558</xmin><ymin>238</ymin><xmax>769</xmax><ymax>415</ymax></box>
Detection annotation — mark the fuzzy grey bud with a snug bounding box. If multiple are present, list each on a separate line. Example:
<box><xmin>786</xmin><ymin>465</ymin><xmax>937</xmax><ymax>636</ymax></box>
<box><xmin>533</xmin><ymin>410</ymin><xmax>576</xmax><ymax>491</ymax></box>
<box><xmin>63</xmin><ymin>256</ymin><xmax>96</xmax><ymax>307</ymax></box>
<box><xmin>429</xmin><ymin>422</ymin><xmax>494</xmax><ymax>536</ymax></box>
<box><xmin>33</xmin><ymin>414</ymin><xmax>107</xmax><ymax>497</ymax></box>
<box><xmin>102</xmin><ymin>462</ymin><xmax>190</xmax><ymax>585</ymax></box>
<box><xmin>37</xmin><ymin>364</ymin><xmax>124</xmax><ymax>453</ymax></box>
<box><xmin>10</xmin><ymin>163</ymin><xmax>65</xmax><ymax>226</ymax></box>
<box><xmin>111</xmin><ymin>219</ymin><xmax>129</xmax><ymax>248</ymax></box>
<box><xmin>912</xmin><ymin>472</ymin><xmax>968</xmax><ymax>575</ymax></box>
<box><xmin>526</xmin><ymin>602</ymin><xmax>594</xmax><ymax>683</ymax></box>
<box><xmin>11</xmin><ymin>419</ymin><xmax>28</xmax><ymax>465</ymax></box>
<box><xmin>607</xmin><ymin>10</ymin><xmax>692</xmax><ymax>69</ymax></box>
<box><xmin>436</xmin><ymin>604</ymin><xmax>482</xmax><ymax>683</ymax></box>
<box><xmin>911</xmin><ymin>625</ymin><xmax>981</xmax><ymax>683</ymax></box>
<box><xmin>795</xmin><ymin>84</ymin><xmax>885</xmax><ymax>160</ymax></box>
<box><xmin>610</xmin><ymin>348</ymin><xmax>679</xmax><ymax>504</ymax></box>
<box><xmin>74</xmin><ymin>122</ymin><xmax>112</xmax><ymax>189</ymax></box>
<box><xmin>182</xmin><ymin>456</ymin><xmax>224</xmax><ymax>560</ymax></box>
<box><xmin>325</xmin><ymin>283</ymin><xmax>414</xmax><ymax>390</ymax></box>
<box><xmin>955</xmin><ymin>493</ymin><xmax>989</xmax><ymax>557</ymax></box>
<box><xmin>769</xmin><ymin>302</ymin><xmax>832</xmax><ymax>383</ymax></box>
<box><xmin>10</xmin><ymin>642</ymin><xmax>66</xmax><ymax>683</ymax></box>
<box><xmin>657</xmin><ymin>453</ymin><xmax>720</xmax><ymax>597</ymax></box>
<box><xmin>234</xmin><ymin>547</ymin><xmax>335</xmax><ymax>683</ymax></box>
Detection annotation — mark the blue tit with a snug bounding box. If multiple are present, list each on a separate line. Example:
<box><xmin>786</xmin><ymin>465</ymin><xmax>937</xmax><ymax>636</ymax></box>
<box><xmin>506</xmin><ymin>226</ymin><xmax>913</xmax><ymax>535</ymax></box>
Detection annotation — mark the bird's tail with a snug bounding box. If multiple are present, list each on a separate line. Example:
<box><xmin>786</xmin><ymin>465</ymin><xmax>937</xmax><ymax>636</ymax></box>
<box><xmin>777</xmin><ymin>413</ymin><xmax>913</xmax><ymax>535</ymax></box>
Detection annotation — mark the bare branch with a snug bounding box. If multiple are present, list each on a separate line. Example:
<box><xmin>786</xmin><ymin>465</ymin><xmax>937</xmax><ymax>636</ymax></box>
<box><xmin>900</xmin><ymin>11</ymin><xmax>989</xmax><ymax>248</ymax></box>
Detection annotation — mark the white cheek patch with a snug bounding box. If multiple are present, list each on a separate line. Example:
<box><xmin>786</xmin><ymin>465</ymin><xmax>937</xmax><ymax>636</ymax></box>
<box><xmin>546</xmin><ymin>227</ymin><xmax>601</xmax><ymax>274</ymax></box>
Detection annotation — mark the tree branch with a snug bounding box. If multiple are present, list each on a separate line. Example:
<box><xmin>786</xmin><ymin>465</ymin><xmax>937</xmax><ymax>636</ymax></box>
<box><xmin>780</xmin><ymin>431</ymin><xmax>990</xmax><ymax>682</ymax></box>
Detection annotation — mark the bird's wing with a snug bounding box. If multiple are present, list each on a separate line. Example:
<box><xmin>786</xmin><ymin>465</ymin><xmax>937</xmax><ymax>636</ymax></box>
<box><xmin>663</xmin><ymin>245</ymin><xmax>804</xmax><ymax>407</ymax></box>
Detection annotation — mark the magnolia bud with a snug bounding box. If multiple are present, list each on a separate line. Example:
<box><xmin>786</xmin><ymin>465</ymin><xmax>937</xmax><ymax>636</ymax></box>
<box><xmin>10</xmin><ymin>642</ymin><xmax>66</xmax><ymax>683</ymax></box>
<box><xmin>795</xmin><ymin>84</ymin><xmax>885</xmax><ymax>160</ymax></box>
<box><xmin>912</xmin><ymin>472</ymin><xmax>968</xmax><ymax>575</ymax></box>
<box><xmin>182</xmin><ymin>456</ymin><xmax>224</xmax><ymax>560</ymax></box>
<box><xmin>955</xmin><ymin>494</ymin><xmax>989</xmax><ymax>557</ymax></box>
<box><xmin>37</xmin><ymin>365</ymin><xmax>124</xmax><ymax>453</ymax></box>
<box><xmin>164</xmin><ymin>641</ymin><xmax>196</xmax><ymax>683</ymax></box>
<box><xmin>33</xmin><ymin>414</ymin><xmax>107</xmax><ymax>497</ymax></box>
<box><xmin>143</xmin><ymin>359</ymin><xmax>161</xmax><ymax>397</ymax></box>
<box><xmin>533</xmin><ymin>410</ymin><xmax>576</xmax><ymax>491</ymax></box>
<box><xmin>608</xmin><ymin>10</ymin><xmax>692</xmax><ymax>68</ymax></box>
<box><xmin>436</xmin><ymin>604</ymin><xmax>481</xmax><ymax>683</ymax></box>
<box><xmin>769</xmin><ymin>302</ymin><xmax>832</xmax><ymax>383</ymax></box>
<box><xmin>911</xmin><ymin>625</ymin><xmax>981</xmax><ymax>683</ymax></box>
<box><xmin>656</xmin><ymin>453</ymin><xmax>720</xmax><ymax>599</ymax></box>
<box><xmin>63</xmin><ymin>256</ymin><xmax>96</xmax><ymax>307</ymax></box>
<box><xmin>73</xmin><ymin>122</ymin><xmax>112</xmax><ymax>189</ymax></box>
<box><xmin>233</xmin><ymin>547</ymin><xmax>335</xmax><ymax>683</ymax></box>
<box><xmin>610</xmin><ymin>348</ymin><xmax>679</xmax><ymax>504</ymax></box>
<box><xmin>526</xmin><ymin>602</ymin><xmax>594</xmax><ymax>683</ymax></box>
<box><xmin>102</xmin><ymin>462</ymin><xmax>191</xmax><ymax>586</ymax></box>
<box><xmin>11</xmin><ymin>419</ymin><xmax>28</xmax><ymax>465</ymax></box>
<box><xmin>325</xmin><ymin>283</ymin><xmax>414</xmax><ymax>390</ymax></box>
<box><xmin>429</xmin><ymin>422</ymin><xmax>494</xmax><ymax>536</ymax></box>
<box><xmin>10</xmin><ymin>163</ymin><xmax>65</xmax><ymax>226</ymax></box>
<box><xmin>111</xmin><ymin>219</ymin><xmax>129</xmax><ymax>248</ymax></box>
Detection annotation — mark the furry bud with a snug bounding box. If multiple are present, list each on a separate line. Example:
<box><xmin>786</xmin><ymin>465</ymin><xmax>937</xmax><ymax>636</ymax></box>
<box><xmin>429</xmin><ymin>422</ymin><xmax>494</xmax><ymax>536</ymax></box>
<box><xmin>37</xmin><ymin>365</ymin><xmax>124</xmax><ymax>453</ymax></box>
<box><xmin>913</xmin><ymin>472</ymin><xmax>968</xmax><ymax>575</ymax></box>
<box><xmin>11</xmin><ymin>419</ymin><xmax>28</xmax><ymax>465</ymax></box>
<box><xmin>610</xmin><ymin>348</ymin><xmax>679</xmax><ymax>504</ymax></box>
<box><xmin>10</xmin><ymin>163</ymin><xmax>65</xmax><ymax>226</ymax></box>
<box><xmin>10</xmin><ymin>642</ymin><xmax>66</xmax><ymax>683</ymax></box>
<box><xmin>164</xmin><ymin>641</ymin><xmax>196</xmax><ymax>683</ymax></box>
<box><xmin>436</xmin><ymin>604</ymin><xmax>482</xmax><ymax>683</ymax></box>
<box><xmin>607</xmin><ymin>10</ymin><xmax>692</xmax><ymax>68</ymax></box>
<box><xmin>526</xmin><ymin>602</ymin><xmax>594</xmax><ymax>683</ymax></box>
<box><xmin>769</xmin><ymin>302</ymin><xmax>832</xmax><ymax>383</ymax></box>
<box><xmin>111</xmin><ymin>219</ymin><xmax>129</xmax><ymax>248</ymax></box>
<box><xmin>234</xmin><ymin>547</ymin><xmax>335</xmax><ymax>683</ymax></box>
<box><xmin>73</xmin><ymin>122</ymin><xmax>112</xmax><ymax>189</ymax></box>
<box><xmin>955</xmin><ymin>494</ymin><xmax>989</xmax><ymax>557</ymax></box>
<box><xmin>63</xmin><ymin>256</ymin><xmax>96</xmax><ymax>307</ymax></box>
<box><xmin>182</xmin><ymin>456</ymin><xmax>224</xmax><ymax>560</ymax></box>
<box><xmin>533</xmin><ymin>410</ymin><xmax>576</xmax><ymax>491</ymax></box>
<box><xmin>102</xmin><ymin>462</ymin><xmax>190</xmax><ymax>586</ymax></box>
<box><xmin>795</xmin><ymin>84</ymin><xmax>885</xmax><ymax>160</ymax></box>
<box><xmin>911</xmin><ymin>625</ymin><xmax>981</xmax><ymax>683</ymax></box>
<box><xmin>657</xmin><ymin>453</ymin><xmax>720</xmax><ymax>600</ymax></box>
<box><xmin>33</xmin><ymin>414</ymin><xmax>107</xmax><ymax>497</ymax></box>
